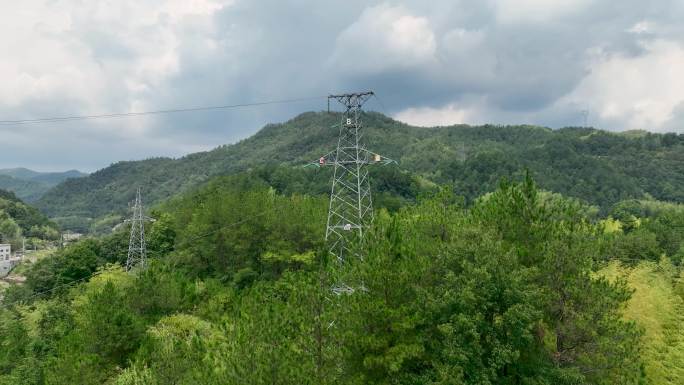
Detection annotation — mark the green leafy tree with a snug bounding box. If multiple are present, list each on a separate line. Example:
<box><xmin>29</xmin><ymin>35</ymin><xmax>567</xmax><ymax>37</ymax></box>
<box><xmin>474</xmin><ymin>175</ymin><xmax>644</xmax><ymax>383</ymax></box>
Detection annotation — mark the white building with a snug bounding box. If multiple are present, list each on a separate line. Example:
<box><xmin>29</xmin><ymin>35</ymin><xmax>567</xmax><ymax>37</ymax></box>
<box><xmin>0</xmin><ymin>244</ymin><xmax>10</xmax><ymax>261</ymax></box>
<box><xmin>62</xmin><ymin>232</ymin><xmax>83</xmax><ymax>246</ymax></box>
<box><xmin>0</xmin><ymin>244</ymin><xmax>19</xmax><ymax>278</ymax></box>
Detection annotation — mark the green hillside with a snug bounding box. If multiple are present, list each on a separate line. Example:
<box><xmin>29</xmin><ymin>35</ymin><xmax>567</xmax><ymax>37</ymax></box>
<box><xmin>36</xmin><ymin>111</ymin><xmax>684</xmax><ymax>225</ymax></box>
<box><xmin>0</xmin><ymin>175</ymin><xmax>50</xmax><ymax>203</ymax></box>
<box><xmin>0</xmin><ymin>189</ymin><xmax>59</xmax><ymax>247</ymax></box>
<box><xmin>602</xmin><ymin>260</ymin><xmax>684</xmax><ymax>383</ymax></box>
<box><xmin>0</xmin><ymin>168</ymin><xmax>87</xmax><ymax>202</ymax></box>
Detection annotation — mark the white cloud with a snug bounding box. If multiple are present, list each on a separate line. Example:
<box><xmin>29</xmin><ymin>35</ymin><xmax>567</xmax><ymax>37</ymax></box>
<box><xmin>0</xmin><ymin>0</ymin><xmax>233</xmax><ymax>139</ymax></box>
<box><xmin>439</xmin><ymin>28</ymin><xmax>497</xmax><ymax>85</ymax></box>
<box><xmin>558</xmin><ymin>39</ymin><xmax>684</xmax><ymax>131</ymax></box>
<box><xmin>628</xmin><ymin>20</ymin><xmax>653</xmax><ymax>34</ymax></box>
<box><xmin>331</xmin><ymin>3</ymin><xmax>436</xmax><ymax>73</ymax></box>
<box><xmin>496</xmin><ymin>0</ymin><xmax>594</xmax><ymax>23</ymax></box>
<box><xmin>395</xmin><ymin>103</ymin><xmax>476</xmax><ymax>127</ymax></box>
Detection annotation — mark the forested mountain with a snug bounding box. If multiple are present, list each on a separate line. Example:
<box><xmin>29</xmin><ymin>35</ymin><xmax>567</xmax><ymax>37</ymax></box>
<box><xmin>0</xmin><ymin>189</ymin><xmax>59</xmax><ymax>247</ymax></box>
<box><xmin>0</xmin><ymin>176</ymin><xmax>49</xmax><ymax>204</ymax></box>
<box><xmin>36</xmin><ymin>112</ymin><xmax>684</xmax><ymax>227</ymax></box>
<box><xmin>0</xmin><ymin>168</ymin><xmax>87</xmax><ymax>202</ymax></box>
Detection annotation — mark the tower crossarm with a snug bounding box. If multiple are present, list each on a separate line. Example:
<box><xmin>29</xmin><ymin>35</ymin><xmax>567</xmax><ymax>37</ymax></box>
<box><xmin>124</xmin><ymin>215</ymin><xmax>156</xmax><ymax>223</ymax></box>
<box><xmin>327</xmin><ymin>91</ymin><xmax>374</xmax><ymax>109</ymax></box>
<box><xmin>307</xmin><ymin>148</ymin><xmax>396</xmax><ymax>168</ymax></box>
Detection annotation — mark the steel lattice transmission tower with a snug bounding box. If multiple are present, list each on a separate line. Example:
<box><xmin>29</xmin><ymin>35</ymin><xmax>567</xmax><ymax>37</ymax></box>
<box><xmin>313</xmin><ymin>91</ymin><xmax>394</xmax><ymax>264</ymax></box>
<box><xmin>125</xmin><ymin>187</ymin><xmax>153</xmax><ymax>271</ymax></box>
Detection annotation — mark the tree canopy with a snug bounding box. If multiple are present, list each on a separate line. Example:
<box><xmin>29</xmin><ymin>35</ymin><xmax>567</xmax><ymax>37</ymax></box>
<box><xmin>3</xmin><ymin>172</ymin><xmax>678</xmax><ymax>384</ymax></box>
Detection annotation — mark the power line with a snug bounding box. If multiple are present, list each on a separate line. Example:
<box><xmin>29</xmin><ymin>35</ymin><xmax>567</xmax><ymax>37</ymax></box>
<box><xmin>0</xmin><ymin>95</ymin><xmax>327</xmax><ymax>126</ymax></box>
<box><xmin>0</xmin><ymin>91</ymin><xmax>393</xmax><ymax>306</ymax></box>
<box><xmin>177</xmin><ymin>210</ymin><xmax>272</xmax><ymax>247</ymax></box>
<box><xmin>371</xmin><ymin>93</ymin><xmax>389</xmax><ymax>116</ymax></box>
<box><xmin>0</xmin><ymin>270</ymin><xmax>105</xmax><ymax>310</ymax></box>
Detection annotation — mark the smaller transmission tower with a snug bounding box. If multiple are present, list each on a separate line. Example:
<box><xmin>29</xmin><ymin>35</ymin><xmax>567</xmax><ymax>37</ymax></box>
<box><xmin>581</xmin><ymin>109</ymin><xmax>589</xmax><ymax>127</ymax></box>
<box><xmin>125</xmin><ymin>187</ymin><xmax>153</xmax><ymax>271</ymax></box>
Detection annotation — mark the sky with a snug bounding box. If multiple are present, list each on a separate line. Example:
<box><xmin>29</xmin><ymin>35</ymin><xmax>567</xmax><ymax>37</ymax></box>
<box><xmin>1</xmin><ymin>0</ymin><xmax>683</xmax><ymax>171</ymax></box>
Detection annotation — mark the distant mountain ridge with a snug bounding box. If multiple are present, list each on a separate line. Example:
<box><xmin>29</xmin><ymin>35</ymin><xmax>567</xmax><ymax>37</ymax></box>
<box><xmin>0</xmin><ymin>168</ymin><xmax>87</xmax><ymax>183</ymax></box>
<box><xmin>0</xmin><ymin>168</ymin><xmax>87</xmax><ymax>202</ymax></box>
<box><xmin>35</xmin><ymin>111</ymin><xmax>684</xmax><ymax>224</ymax></box>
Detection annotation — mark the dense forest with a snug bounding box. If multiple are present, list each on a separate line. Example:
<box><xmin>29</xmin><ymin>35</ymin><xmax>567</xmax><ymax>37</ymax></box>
<box><xmin>0</xmin><ymin>189</ymin><xmax>59</xmax><ymax>247</ymax></box>
<box><xmin>2</xmin><ymin>171</ymin><xmax>684</xmax><ymax>384</ymax></box>
<box><xmin>34</xmin><ymin>112</ymin><xmax>684</xmax><ymax>231</ymax></box>
<box><xmin>0</xmin><ymin>176</ymin><xmax>53</xmax><ymax>205</ymax></box>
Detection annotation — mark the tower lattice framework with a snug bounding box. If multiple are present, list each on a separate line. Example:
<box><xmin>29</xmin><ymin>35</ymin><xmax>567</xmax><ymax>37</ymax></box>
<box><xmin>316</xmin><ymin>92</ymin><xmax>394</xmax><ymax>264</ymax></box>
<box><xmin>126</xmin><ymin>187</ymin><xmax>150</xmax><ymax>271</ymax></box>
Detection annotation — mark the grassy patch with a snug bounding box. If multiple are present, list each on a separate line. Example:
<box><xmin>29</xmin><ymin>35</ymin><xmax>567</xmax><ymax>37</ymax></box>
<box><xmin>602</xmin><ymin>260</ymin><xmax>684</xmax><ymax>384</ymax></box>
